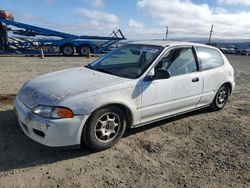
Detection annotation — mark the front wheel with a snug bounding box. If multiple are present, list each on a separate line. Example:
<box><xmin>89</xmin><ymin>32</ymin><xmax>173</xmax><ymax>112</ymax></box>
<box><xmin>210</xmin><ymin>85</ymin><xmax>230</xmax><ymax>111</ymax></box>
<box><xmin>82</xmin><ymin>106</ymin><xmax>126</xmax><ymax>151</ymax></box>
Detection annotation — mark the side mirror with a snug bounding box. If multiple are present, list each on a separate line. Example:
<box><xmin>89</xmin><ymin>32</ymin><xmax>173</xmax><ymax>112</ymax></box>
<box><xmin>154</xmin><ymin>68</ymin><xmax>171</xmax><ymax>79</ymax></box>
<box><xmin>144</xmin><ymin>68</ymin><xmax>171</xmax><ymax>81</ymax></box>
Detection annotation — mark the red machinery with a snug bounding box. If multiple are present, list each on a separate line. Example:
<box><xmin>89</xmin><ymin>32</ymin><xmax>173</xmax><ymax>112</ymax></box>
<box><xmin>0</xmin><ymin>10</ymin><xmax>14</xmax><ymax>21</ymax></box>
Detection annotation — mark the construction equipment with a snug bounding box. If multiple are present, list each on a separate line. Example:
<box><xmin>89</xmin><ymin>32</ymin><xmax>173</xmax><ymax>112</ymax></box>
<box><xmin>0</xmin><ymin>10</ymin><xmax>126</xmax><ymax>56</ymax></box>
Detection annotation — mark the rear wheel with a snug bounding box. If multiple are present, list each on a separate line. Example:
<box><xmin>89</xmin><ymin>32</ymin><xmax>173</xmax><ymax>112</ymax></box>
<box><xmin>61</xmin><ymin>45</ymin><xmax>74</xmax><ymax>56</ymax></box>
<box><xmin>210</xmin><ymin>85</ymin><xmax>230</xmax><ymax>110</ymax></box>
<box><xmin>78</xmin><ymin>46</ymin><xmax>90</xmax><ymax>56</ymax></box>
<box><xmin>82</xmin><ymin>106</ymin><xmax>126</xmax><ymax>151</ymax></box>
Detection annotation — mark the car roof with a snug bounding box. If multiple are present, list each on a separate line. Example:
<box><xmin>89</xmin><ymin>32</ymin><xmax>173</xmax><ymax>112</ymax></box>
<box><xmin>129</xmin><ymin>40</ymin><xmax>215</xmax><ymax>49</ymax></box>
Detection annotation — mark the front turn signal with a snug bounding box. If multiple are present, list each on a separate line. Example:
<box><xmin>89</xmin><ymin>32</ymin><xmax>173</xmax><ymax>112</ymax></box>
<box><xmin>51</xmin><ymin>107</ymin><xmax>74</xmax><ymax>119</ymax></box>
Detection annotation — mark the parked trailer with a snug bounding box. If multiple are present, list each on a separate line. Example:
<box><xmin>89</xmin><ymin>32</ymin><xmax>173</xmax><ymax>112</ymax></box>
<box><xmin>0</xmin><ymin>11</ymin><xmax>126</xmax><ymax>56</ymax></box>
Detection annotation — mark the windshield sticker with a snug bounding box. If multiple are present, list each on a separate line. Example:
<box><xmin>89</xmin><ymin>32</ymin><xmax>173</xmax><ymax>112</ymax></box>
<box><xmin>141</xmin><ymin>47</ymin><xmax>159</xmax><ymax>53</ymax></box>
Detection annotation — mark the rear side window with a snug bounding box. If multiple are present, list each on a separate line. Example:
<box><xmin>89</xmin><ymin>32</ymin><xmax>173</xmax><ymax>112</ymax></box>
<box><xmin>196</xmin><ymin>47</ymin><xmax>224</xmax><ymax>70</ymax></box>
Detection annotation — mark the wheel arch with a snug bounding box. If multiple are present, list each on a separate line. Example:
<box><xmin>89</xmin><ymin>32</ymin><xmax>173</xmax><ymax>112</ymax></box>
<box><xmin>222</xmin><ymin>82</ymin><xmax>233</xmax><ymax>95</ymax></box>
<box><xmin>60</xmin><ymin>42</ymin><xmax>74</xmax><ymax>49</ymax></box>
<box><xmin>79</xmin><ymin>103</ymin><xmax>134</xmax><ymax>147</ymax></box>
<box><xmin>88</xmin><ymin>103</ymin><xmax>134</xmax><ymax>128</ymax></box>
<box><xmin>60</xmin><ymin>43</ymin><xmax>75</xmax><ymax>53</ymax></box>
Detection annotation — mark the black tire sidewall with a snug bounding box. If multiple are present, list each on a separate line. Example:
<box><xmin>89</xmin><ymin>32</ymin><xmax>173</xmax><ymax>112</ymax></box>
<box><xmin>79</xmin><ymin>46</ymin><xmax>90</xmax><ymax>56</ymax></box>
<box><xmin>83</xmin><ymin>106</ymin><xmax>126</xmax><ymax>151</ymax></box>
<box><xmin>211</xmin><ymin>85</ymin><xmax>229</xmax><ymax>110</ymax></box>
<box><xmin>62</xmin><ymin>45</ymin><xmax>74</xmax><ymax>56</ymax></box>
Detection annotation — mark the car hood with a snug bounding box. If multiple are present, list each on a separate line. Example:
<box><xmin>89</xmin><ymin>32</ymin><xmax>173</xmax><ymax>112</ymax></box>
<box><xmin>18</xmin><ymin>67</ymin><xmax>130</xmax><ymax>108</ymax></box>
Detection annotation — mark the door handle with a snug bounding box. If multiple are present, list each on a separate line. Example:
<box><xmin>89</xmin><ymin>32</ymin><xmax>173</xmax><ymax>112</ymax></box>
<box><xmin>192</xmin><ymin>77</ymin><xmax>199</xmax><ymax>82</ymax></box>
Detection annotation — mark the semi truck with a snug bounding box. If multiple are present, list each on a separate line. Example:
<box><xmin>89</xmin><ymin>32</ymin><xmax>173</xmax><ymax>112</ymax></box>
<box><xmin>0</xmin><ymin>10</ymin><xmax>126</xmax><ymax>56</ymax></box>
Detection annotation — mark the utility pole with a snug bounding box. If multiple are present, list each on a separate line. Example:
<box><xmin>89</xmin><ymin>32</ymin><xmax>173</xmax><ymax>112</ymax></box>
<box><xmin>165</xmin><ymin>26</ymin><xmax>168</xmax><ymax>41</ymax></box>
<box><xmin>208</xmin><ymin>25</ymin><xmax>214</xmax><ymax>44</ymax></box>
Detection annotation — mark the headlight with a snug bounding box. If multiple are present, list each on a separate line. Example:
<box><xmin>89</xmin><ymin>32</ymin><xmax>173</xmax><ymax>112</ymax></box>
<box><xmin>33</xmin><ymin>106</ymin><xmax>52</xmax><ymax>118</ymax></box>
<box><xmin>33</xmin><ymin>105</ymin><xmax>74</xmax><ymax>119</ymax></box>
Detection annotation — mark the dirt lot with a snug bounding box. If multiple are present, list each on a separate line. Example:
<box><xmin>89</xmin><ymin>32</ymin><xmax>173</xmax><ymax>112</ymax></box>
<box><xmin>0</xmin><ymin>55</ymin><xmax>249</xmax><ymax>188</ymax></box>
<box><xmin>0</xmin><ymin>56</ymin><xmax>94</xmax><ymax>95</ymax></box>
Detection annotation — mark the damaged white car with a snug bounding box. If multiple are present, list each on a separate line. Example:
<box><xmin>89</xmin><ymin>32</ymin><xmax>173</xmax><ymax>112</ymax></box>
<box><xmin>14</xmin><ymin>41</ymin><xmax>235</xmax><ymax>150</ymax></box>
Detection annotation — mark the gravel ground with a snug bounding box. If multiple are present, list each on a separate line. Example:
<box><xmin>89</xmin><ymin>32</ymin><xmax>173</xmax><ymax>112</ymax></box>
<box><xmin>0</xmin><ymin>56</ymin><xmax>95</xmax><ymax>95</ymax></box>
<box><xmin>0</xmin><ymin>55</ymin><xmax>249</xmax><ymax>188</ymax></box>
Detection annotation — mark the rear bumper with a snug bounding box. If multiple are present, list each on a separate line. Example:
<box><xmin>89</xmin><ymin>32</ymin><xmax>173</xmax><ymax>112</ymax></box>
<box><xmin>13</xmin><ymin>96</ymin><xmax>89</xmax><ymax>147</ymax></box>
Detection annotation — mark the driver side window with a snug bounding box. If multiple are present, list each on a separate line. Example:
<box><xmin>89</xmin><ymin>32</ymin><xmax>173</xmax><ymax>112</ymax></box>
<box><xmin>155</xmin><ymin>47</ymin><xmax>198</xmax><ymax>77</ymax></box>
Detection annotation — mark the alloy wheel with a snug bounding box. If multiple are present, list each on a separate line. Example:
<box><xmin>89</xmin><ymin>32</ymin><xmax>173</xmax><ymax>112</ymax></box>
<box><xmin>94</xmin><ymin>112</ymin><xmax>121</xmax><ymax>143</ymax></box>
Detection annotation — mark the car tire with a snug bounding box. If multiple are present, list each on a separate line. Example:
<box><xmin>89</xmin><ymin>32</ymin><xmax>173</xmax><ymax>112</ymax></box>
<box><xmin>210</xmin><ymin>85</ymin><xmax>230</xmax><ymax>111</ymax></box>
<box><xmin>62</xmin><ymin>45</ymin><xmax>74</xmax><ymax>56</ymax></box>
<box><xmin>82</xmin><ymin>106</ymin><xmax>126</xmax><ymax>151</ymax></box>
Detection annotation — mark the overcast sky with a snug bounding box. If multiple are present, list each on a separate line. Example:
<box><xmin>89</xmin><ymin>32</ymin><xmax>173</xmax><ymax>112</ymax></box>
<box><xmin>1</xmin><ymin>0</ymin><xmax>250</xmax><ymax>40</ymax></box>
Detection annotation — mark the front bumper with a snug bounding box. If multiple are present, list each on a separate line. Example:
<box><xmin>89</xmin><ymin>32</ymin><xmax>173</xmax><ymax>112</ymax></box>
<box><xmin>13</xmin><ymin>96</ymin><xmax>89</xmax><ymax>147</ymax></box>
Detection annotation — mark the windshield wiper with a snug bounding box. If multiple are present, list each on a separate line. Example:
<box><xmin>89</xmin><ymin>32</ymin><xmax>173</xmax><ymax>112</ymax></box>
<box><xmin>85</xmin><ymin>64</ymin><xmax>93</xmax><ymax>69</ymax></box>
<box><xmin>85</xmin><ymin>64</ymin><xmax>122</xmax><ymax>77</ymax></box>
<box><xmin>94</xmin><ymin>68</ymin><xmax>122</xmax><ymax>77</ymax></box>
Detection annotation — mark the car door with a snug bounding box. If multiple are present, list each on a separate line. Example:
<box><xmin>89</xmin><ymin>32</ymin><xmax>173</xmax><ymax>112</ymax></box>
<box><xmin>140</xmin><ymin>46</ymin><xmax>204</xmax><ymax>123</ymax></box>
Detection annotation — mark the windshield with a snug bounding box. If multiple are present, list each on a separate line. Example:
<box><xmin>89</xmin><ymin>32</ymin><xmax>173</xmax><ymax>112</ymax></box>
<box><xmin>86</xmin><ymin>44</ymin><xmax>163</xmax><ymax>79</ymax></box>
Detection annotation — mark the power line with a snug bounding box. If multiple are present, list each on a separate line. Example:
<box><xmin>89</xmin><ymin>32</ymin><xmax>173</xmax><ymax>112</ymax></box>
<box><xmin>159</xmin><ymin>24</ymin><xmax>249</xmax><ymax>41</ymax></box>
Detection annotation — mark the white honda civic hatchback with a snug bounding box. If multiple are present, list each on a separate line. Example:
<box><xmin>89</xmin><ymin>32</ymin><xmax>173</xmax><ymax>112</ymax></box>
<box><xmin>14</xmin><ymin>41</ymin><xmax>235</xmax><ymax>150</ymax></box>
